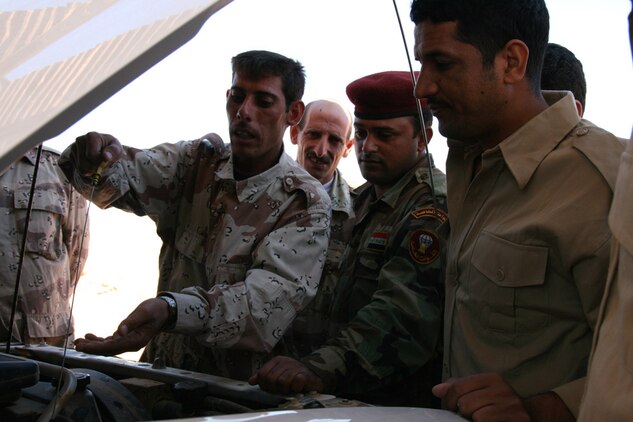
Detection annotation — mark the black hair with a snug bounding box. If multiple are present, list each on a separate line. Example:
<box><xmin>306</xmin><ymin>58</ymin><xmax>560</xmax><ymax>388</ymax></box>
<box><xmin>410</xmin><ymin>0</ymin><xmax>549</xmax><ymax>92</ymax></box>
<box><xmin>541</xmin><ymin>43</ymin><xmax>586</xmax><ymax>109</ymax></box>
<box><xmin>231</xmin><ymin>50</ymin><xmax>306</xmax><ymax>110</ymax></box>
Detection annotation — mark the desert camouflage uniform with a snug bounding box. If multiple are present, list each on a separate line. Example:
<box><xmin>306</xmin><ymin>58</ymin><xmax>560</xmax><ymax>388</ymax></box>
<box><xmin>283</xmin><ymin>169</ymin><xmax>354</xmax><ymax>358</ymax></box>
<box><xmin>60</xmin><ymin>135</ymin><xmax>330</xmax><ymax>380</ymax></box>
<box><xmin>0</xmin><ymin>147</ymin><xmax>89</xmax><ymax>346</ymax></box>
<box><xmin>301</xmin><ymin>157</ymin><xmax>447</xmax><ymax>407</ymax></box>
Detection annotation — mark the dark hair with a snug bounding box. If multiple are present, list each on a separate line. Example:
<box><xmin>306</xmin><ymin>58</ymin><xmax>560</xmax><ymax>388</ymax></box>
<box><xmin>541</xmin><ymin>43</ymin><xmax>586</xmax><ymax>110</ymax></box>
<box><xmin>410</xmin><ymin>0</ymin><xmax>549</xmax><ymax>92</ymax></box>
<box><xmin>231</xmin><ymin>50</ymin><xmax>306</xmax><ymax>110</ymax></box>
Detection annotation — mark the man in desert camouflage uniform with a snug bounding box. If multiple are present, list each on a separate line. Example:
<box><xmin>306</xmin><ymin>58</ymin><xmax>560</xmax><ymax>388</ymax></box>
<box><xmin>0</xmin><ymin>146</ymin><xmax>89</xmax><ymax>347</ymax></box>
<box><xmin>283</xmin><ymin>99</ymin><xmax>355</xmax><ymax>358</ymax></box>
<box><xmin>64</xmin><ymin>50</ymin><xmax>331</xmax><ymax>381</ymax></box>
<box><xmin>251</xmin><ymin>71</ymin><xmax>447</xmax><ymax>407</ymax></box>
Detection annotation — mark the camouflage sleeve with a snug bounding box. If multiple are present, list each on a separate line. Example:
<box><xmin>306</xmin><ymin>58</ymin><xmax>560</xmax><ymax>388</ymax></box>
<box><xmin>59</xmin><ymin>138</ymin><xmax>207</xmax><ymax>221</ymax></box>
<box><xmin>167</xmin><ymin>201</ymin><xmax>330</xmax><ymax>352</ymax></box>
<box><xmin>302</xmin><ymin>203</ymin><xmax>446</xmax><ymax>394</ymax></box>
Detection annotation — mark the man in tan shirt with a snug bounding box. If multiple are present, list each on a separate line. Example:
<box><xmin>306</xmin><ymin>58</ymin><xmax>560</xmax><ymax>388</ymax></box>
<box><xmin>578</xmin><ymin>2</ymin><xmax>633</xmax><ymax>420</ymax></box>
<box><xmin>410</xmin><ymin>0</ymin><xmax>624</xmax><ymax>420</ymax></box>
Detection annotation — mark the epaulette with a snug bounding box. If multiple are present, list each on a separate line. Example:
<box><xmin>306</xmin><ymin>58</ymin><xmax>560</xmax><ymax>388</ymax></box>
<box><xmin>572</xmin><ymin>121</ymin><xmax>625</xmax><ymax>190</ymax></box>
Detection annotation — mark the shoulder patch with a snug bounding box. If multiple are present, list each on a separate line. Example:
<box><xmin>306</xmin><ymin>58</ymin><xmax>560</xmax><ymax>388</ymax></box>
<box><xmin>411</xmin><ymin>207</ymin><xmax>448</xmax><ymax>223</ymax></box>
<box><xmin>409</xmin><ymin>229</ymin><xmax>441</xmax><ymax>265</ymax></box>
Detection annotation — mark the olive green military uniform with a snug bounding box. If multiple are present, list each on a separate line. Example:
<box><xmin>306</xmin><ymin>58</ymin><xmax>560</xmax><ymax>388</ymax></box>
<box><xmin>302</xmin><ymin>158</ymin><xmax>447</xmax><ymax>407</ymax></box>
<box><xmin>283</xmin><ymin>169</ymin><xmax>354</xmax><ymax>358</ymax></box>
<box><xmin>444</xmin><ymin>92</ymin><xmax>624</xmax><ymax>416</ymax></box>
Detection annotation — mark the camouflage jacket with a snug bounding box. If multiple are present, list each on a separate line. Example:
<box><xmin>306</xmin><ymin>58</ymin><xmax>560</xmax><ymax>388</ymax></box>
<box><xmin>283</xmin><ymin>169</ymin><xmax>354</xmax><ymax>357</ymax></box>
<box><xmin>301</xmin><ymin>157</ymin><xmax>447</xmax><ymax>407</ymax></box>
<box><xmin>60</xmin><ymin>135</ymin><xmax>331</xmax><ymax>380</ymax></box>
<box><xmin>0</xmin><ymin>147</ymin><xmax>89</xmax><ymax>345</ymax></box>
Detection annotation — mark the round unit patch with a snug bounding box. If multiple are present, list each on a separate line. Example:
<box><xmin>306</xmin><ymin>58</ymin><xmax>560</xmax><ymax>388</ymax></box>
<box><xmin>409</xmin><ymin>229</ymin><xmax>441</xmax><ymax>264</ymax></box>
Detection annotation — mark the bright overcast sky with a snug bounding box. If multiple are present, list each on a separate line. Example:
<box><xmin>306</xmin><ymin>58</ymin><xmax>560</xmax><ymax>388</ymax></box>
<box><xmin>45</xmin><ymin>0</ymin><xmax>633</xmax><ymax>187</ymax></box>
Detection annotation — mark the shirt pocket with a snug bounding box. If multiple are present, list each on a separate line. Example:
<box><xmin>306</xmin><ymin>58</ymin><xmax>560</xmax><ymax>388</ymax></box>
<box><xmin>471</xmin><ymin>231</ymin><xmax>549</xmax><ymax>334</ymax></box>
<box><xmin>14</xmin><ymin>187</ymin><xmax>65</xmax><ymax>260</ymax></box>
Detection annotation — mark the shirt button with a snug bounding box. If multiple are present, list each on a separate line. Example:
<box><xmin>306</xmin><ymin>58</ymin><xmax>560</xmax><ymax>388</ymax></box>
<box><xmin>496</xmin><ymin>267</ymin><xmax>505</xmax><ymax>281</ymax></box>
<box><xmin>576</xmin><ymin>127</ymin><xmax>589</xmax><ymax>136</ymax></box>
<box><xmin>285</xmin><ymin>177</ymin><xmax>294</xmax><ymax>186</ymax></box>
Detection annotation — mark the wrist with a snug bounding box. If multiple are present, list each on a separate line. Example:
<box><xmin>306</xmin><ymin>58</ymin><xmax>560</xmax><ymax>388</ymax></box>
<box><xmin>157</xmin><ymin>294</ymin><xmax>177</xmax><ymax>330</ymax></box>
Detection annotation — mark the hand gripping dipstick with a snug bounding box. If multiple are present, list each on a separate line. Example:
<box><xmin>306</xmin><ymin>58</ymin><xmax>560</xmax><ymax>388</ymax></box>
<box><xmin>91</xmin><ymin>161</ymin><xmax>108</xmax><ymax>186</ymax></box>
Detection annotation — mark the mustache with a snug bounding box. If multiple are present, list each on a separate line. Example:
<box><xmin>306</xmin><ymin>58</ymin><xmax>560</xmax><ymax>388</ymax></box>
<box><xmin>358</xmin><ymin>153</ymin><xmax>381</xmax><ymax>163</ymax></box>
<box><xmin>231</xmin><ymin>120</ymin><xmax>256</xmax><ymax>134</ymax></box>
<box><xmin>306</xmin><ymin>150</ymin><xmax>332</xmax><ymax>165</ymax></box>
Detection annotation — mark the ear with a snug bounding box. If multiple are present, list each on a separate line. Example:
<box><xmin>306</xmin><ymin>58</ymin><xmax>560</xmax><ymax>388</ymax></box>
<box><xmin>289</xmin><ymin>124</ymin><xmax>300</xmax><ymax>145</ymax></box>
<box><xmin>575</xmin><ymin>100</ymin><xmax>584</xmax><ymax>117</ymax></box>
<box><xmin>416</xmin><ymin>126</ymin><xmax>433</xmax><ymax>152</ymax></box>
<box><xmin>287</xmin><ymin>100</ymin><xmax>305</xmax><ymax>126</ymax></box>
<box><xmin>500</xmin><ymin>39</ymin><xmax>529</xmax><ymax>84</ymax></box>
<box><xmin>342</xmin><ymin>137</ymin><xmax>354</xmax><ymax>158</ymax></box>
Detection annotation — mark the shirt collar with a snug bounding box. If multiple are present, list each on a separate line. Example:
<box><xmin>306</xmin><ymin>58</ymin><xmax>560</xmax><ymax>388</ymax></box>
<box><xmin>216</xmin><ymin>146</ymin><xmax>296</xmax><ymax>202</ymax></box>
<box><xmin>497</xmin><ymin>91</ymin><xmax>580</xmax><ymax>189</ymax></box>
<box><xmin>329</xmin><ymin>169</ymin><xmax>354</xmax><ymax>216</ymax></box>
<box><xmin>357</xmin><ymin>154</ymin><xmax>439</xmax><ymax>209</ymax></box>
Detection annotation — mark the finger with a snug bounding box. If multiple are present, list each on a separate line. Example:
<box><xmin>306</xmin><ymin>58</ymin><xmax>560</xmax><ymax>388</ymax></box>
<box><xmin>289</xmin><ymin>372</ymin><xmax>308</xmax><ymax>393</ymax></box>
<box><xmin>432</xmin><ymin>382</ymin><xmax>450</xmax><ymax>398</ymax></box>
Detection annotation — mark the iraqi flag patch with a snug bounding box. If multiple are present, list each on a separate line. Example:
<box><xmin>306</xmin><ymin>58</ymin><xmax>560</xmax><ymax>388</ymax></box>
<box><xmin>367</xmin><ymin>231</ymin><xmax>389</xmax><ymax>251</ymax></box>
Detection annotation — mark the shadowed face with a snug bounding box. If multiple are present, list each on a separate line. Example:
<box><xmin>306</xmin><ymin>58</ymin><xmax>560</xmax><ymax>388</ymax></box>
<box><xmin>226</xmin><ymin>72</ymin><xmax>303</xmax><ymax>177</ymax></box>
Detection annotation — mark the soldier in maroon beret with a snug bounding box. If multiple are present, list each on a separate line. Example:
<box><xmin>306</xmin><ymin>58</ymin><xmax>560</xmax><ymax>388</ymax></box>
<box><xmin>251</xmin><ymin>70</ymin><xmax>448</xmax><ymax>407</ymax></box>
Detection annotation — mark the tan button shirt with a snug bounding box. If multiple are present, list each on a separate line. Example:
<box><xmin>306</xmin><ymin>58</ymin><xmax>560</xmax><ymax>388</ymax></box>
<box><xmin>444</xmin><ymin>92</ymin><xmax>624</xmax><ymax>416</ymax></box>
<box><xmin>579</xmin><ymin>133</ymin><xmax>633</xmax><ymax>421</ymax></box>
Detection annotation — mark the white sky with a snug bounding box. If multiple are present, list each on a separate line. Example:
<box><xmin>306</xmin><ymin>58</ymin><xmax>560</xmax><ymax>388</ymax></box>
<box><xmin>42</xmin><ymin>0</ymin><xmax>632</xmax><ymax>340</ymax></box>
<box><xmin>46</xmin><ymin>0</ymin><xmax>633</xmax><ymax>186</ymax></box>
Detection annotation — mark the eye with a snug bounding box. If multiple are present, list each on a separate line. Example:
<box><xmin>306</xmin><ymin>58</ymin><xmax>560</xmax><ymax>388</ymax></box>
<box><xmin>255</xmin><ymin>94</ymin><xmax>275</xmax><ymax>108</ymax></box>
<box><xmin>305</xmin><ymin>130</ymin><xmax>321</xmax><ymax>139</ymax></box>
<box><xmin>375</xmin><ymin>130</ymin><xmax>396</xmax><ymax>141</ymax></box>
<box><xmin>354</xmin><ymin>128</ymin><xmax>368</xmax><ymax>141</ymax></box>
<box><xmin>228</xmin><ymin>89</ymin><xmax>245</xmax><ymax>103</ymax></box>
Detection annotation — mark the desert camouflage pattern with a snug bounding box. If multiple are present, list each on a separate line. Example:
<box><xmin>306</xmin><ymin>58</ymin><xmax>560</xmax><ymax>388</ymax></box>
<box><xmin>0</xmin><ymin>147</ymin><xmax>89</xmax><ymax>346</ymax></box>
<box><xmin>301</xmin><ymin>157</ymin><xmax>447</xmax><ymax>407</ymax></box>
<box><xmin>283</xmin><ymin>169</ymin><xmax>355</xmax><ymax>358</ymax></box>
<box><xmin>60</xmin><ymin>135</ymin><xmax>331</xmax><ymax>380</ymax></box>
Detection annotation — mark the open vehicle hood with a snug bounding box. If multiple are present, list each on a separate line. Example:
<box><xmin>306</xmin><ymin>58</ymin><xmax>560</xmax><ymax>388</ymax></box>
<box><xmin>0</xmin><ymin>0</ymin><xmax>231</xmax><ymax>173</ymax></box>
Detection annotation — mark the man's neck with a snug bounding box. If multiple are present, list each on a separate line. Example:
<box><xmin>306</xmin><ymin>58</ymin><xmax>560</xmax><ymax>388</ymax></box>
<box><xmin>233</xmin><ymin>147</ymin><xmax>283</xmax><ymax>180</ymax></box>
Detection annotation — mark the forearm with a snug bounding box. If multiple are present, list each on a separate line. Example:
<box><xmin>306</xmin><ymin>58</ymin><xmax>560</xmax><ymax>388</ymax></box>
<box><xmin>524</xmin><ymin>391</ymin><xmax>575</xmax><ymax>422</ymax></box>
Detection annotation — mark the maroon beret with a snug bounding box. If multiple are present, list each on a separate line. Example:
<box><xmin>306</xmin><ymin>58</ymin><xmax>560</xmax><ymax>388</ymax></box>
<box><xmin>346</xmin><ymin>71</ymin><xmax>426</xmax><ymax>119</ymax></box>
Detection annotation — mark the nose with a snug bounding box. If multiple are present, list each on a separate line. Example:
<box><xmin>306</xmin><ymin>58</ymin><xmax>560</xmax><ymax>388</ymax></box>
<box><xmin>236</xmin><ymin>98</ymin><xmax>254</xmax><ymax>121</ymax></box>
<box><xmin>414</xmin><ymin>67</ymin><xmax>438</xmax><ymax>99</ymax></box>
<box><xmin>361</xmin><ymin>135</ymin><xmax>378</xmax><ymax>153</ymax></box>
<box><xmin>313</xmin><ymin>138</ymin><xmax>328</xmax><ymax>157</ymax></box>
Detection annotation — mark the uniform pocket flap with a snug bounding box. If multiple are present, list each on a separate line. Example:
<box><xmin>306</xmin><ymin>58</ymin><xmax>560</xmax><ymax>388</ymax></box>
<box><xmin>471</xmin><ymin>231</ymin><xmax>548</xmax><ymax>287</ymax></box>
<box><xmin>14</xmin><ymin>187</ymin><xmax>64</xmax><ymax>215</ymax></box>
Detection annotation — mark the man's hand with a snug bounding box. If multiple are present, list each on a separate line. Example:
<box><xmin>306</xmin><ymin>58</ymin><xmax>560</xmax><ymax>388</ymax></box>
<box><xmin>248</xmin><ymin>356</ymin><xmax>325</xmax><ymax>395</ymax></box>
<box><xmin>74</xmin><ymin>131</ymin><xmax>124</xmax><ymax>176</ymax></box>
<box><xmin>432</xmin><ymin>373</ymin><xmax>530</xmax><ymax>421</ymax></box>
<box><xmin>74</xmin><ymin>298</ymin><xmax>169</xmax><ymax>356</ymax></box>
